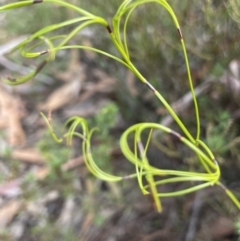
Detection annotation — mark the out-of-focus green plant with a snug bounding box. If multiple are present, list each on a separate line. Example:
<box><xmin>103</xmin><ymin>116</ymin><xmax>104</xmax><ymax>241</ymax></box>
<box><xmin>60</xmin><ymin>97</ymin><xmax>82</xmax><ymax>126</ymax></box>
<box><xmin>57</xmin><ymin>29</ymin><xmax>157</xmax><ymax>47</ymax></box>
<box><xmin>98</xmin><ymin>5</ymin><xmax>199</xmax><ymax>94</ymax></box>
<box><xmin>236</xmin><ymin>217</ymin><xmax>240</xmax><ymax>240</ymax></box>
<box><xmin>0</xmin><ymin>231</ymin><xmax>11</xmax><ymax>241</ymax></box>
<box><xmin>205</xmin><ymin>111</ymin><xmax>240</xmax><ymax>156</ymax></box>
<box><xmin>35</xmin><ymin>127</ymin><xmax>75</xmax><ymax>197</ymax></box>
<box><xmin>94</xmin><ymin>102</ymin><xmax>118</xmax><ymax>138</ymax></box>
<box><xmin>227</xmin><ymin>0</ymin><xmax>240</xmax><ymax>23</ymax></box>
<box><xmin>91</xmin><ymin>102</ymin><xmax>118</xmax><ymax>171</ymax></box>
<box><xmin>31</xmin><ymin>221</ymin><xmax>78</xmax><ymax>241</ymax></box>
<box><xmin>1</xmin><ymin>0</ymin><xmax>240</xmax><ymax>213</ymax></box>
<box><xmin>37</xmin><ymin>128</ymin><xmax>71</xmax><ymax>179</ymax></box>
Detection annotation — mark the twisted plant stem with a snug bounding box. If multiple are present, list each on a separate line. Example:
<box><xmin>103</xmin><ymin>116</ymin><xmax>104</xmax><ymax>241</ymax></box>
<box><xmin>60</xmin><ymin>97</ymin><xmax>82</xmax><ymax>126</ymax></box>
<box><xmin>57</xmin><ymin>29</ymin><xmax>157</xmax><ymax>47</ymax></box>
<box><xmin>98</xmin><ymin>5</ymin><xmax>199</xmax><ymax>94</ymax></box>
<box><xmin>0</xmin><ymin>0</ymin><xmax>239</xmax><ymax>212</ymax></box>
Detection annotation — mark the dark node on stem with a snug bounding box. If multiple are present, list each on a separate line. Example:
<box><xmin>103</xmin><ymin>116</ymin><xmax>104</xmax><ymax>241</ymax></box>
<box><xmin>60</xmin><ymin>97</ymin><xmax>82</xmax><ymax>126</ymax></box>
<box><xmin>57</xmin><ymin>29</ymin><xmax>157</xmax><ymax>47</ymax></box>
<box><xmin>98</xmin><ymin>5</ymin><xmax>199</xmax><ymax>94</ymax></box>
<box><xmin>7</xmin><ymin>76</ymin><xmax>16</xmax><ymax>82</ymax></box>
<box><xmin>145</xmin><ymin>82</ymin><xmax>156</xmax><ymax>92</ymax></box>
<box><xmin>177</xmin><ymin>28</ymin><xmax>183</xmax><ymax>40</ymax></box>
<box><xmin>35</xmin><ymin>60</ymin><xmax>47</xmax><ymax>75</ymax></box>
<box><xmin>33</xmin><ymin>0</ymin><xmax>43</xmax><ymax>4</ymax></box>
<box><xmin>40</xmin><ymin>50</ymin><xmax>49</xmax><ymax>56</ymax></box>
<box><xmin>106</xmin><ymin>25</ymin><xmax>112</xmax><ymax>33</ymax></box>
<box><xmin>170</xmin><ymin>130</ymin><xmax>182</xmax><ymax>140</ymax></box>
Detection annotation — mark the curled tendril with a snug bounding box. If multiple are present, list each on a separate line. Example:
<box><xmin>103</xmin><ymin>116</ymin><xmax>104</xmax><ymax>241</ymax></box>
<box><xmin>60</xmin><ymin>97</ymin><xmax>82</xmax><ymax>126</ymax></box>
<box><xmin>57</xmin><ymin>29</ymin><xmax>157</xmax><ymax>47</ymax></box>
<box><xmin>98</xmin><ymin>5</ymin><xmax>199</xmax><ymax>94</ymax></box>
<box><xmin>41</xmin><ymin>111</ymin><xmax>240</xmax><ymax>212</ymax></box>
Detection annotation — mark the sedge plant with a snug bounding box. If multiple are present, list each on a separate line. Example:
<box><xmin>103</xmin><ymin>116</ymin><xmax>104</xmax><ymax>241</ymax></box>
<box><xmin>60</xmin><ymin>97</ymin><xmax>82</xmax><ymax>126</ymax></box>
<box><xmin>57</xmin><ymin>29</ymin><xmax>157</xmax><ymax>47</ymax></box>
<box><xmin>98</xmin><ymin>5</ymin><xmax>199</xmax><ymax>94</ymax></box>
<box><xmin>1</xmin><ymin>0</ymin><xmax>240</xmax><ymax>213</ymax></box>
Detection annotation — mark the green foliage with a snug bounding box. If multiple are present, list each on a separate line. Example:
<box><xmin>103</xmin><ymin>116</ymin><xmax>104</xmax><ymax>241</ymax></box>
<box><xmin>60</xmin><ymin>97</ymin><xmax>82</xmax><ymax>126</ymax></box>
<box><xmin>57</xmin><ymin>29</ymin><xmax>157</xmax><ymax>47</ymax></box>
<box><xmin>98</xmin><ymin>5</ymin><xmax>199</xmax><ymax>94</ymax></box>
<box><xmin>93</xmin><ymin>102</ymin><xmax>118</xmax><ymax>138</ymax></box>
<box><xmin>1</xmin><ymin>0</ymin><xmax>240</xmax><ymax>213</ymax></box>
<box><xmin>91</xmin><ymin>102</ymin><xmax>118</xmax><ymax>170</ymax></box>
<box><xmin>31</xmin><ymin>222</ymin><xmax>78</xmax><ymax>241</ymax></box>
<box><xmin>236</xmin><ymin>218</ymin><xmax>240</xmax><ymax>240</ymax></box>
<box><xmin>37</xmin><ymin>128</ymin><xmax>71</xmax><ymax>179</ymax></box>
<box><xmin>0</xmin><ymin>231</ymin><xmax>11</xmax><ymax>241</ymax></box>
<box><xmin>235</xmin><ymin>216</ymin><xmax>240</xmax><ymax>241</ymax></box>
<box><xmin>227</xmin><ymin>0</ymin><xmax>240</xmax><ymax>24</ymax></box>
<box><xmin>199</xmin><ymin>97</ymin><xmax>240</xmax><ymax>159</ymax></box>
<box><xmin>0</xmin><ymin>132</ymin><xmax>12</xmax><ymax>159</ymax></box>
<box><xmin>205</xmin><ymin>111</ymin><xmax>231</xmax><ymax>153</ymax></box>
<box><xmin>4</xmin><ymin>2</ymin><xmax>70</xmax><ymax>35</ymax></box>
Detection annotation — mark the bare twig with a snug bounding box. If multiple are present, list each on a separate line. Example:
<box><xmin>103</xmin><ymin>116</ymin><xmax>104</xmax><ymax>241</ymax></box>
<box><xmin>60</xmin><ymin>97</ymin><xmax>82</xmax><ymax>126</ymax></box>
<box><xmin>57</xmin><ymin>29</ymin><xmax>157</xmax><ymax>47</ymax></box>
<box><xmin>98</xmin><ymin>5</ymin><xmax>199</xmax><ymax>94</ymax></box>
<box><xmin>185</xmin><ymin>191</ymin><xmax>203</xmax><ymax>241</ymax></box>
<box><xmin>160</xmin><ymin>78</ymin><xmax>214</xmax><ymax>127</ymax></box>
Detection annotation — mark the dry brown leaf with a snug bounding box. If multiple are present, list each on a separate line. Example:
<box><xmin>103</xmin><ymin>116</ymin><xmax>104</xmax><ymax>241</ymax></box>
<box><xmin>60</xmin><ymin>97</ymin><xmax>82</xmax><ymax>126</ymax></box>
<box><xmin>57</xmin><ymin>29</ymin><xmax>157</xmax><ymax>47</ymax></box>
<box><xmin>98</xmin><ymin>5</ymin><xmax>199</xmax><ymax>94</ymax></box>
<box><xmin>92</xmin><ymin>68</ymin><xmax>116</xmax><ymax>87</ymax></box>
<box><xmin>57</xmin><ymin>197</ymin><xmax>76</xmax><ymax>228</ymax></box>
<box><xmin>208</xmin><ymin>217</ymin><xmax>235</xmax><ymax>239</ymax></box>
<box><xmin>79</xmin><ymin>212</ymin><xmax>94</xmax><ymax>237</ymax></box>
<box><xmin>77</xmin><ymin>69</ymin><xmax>116</xmax><ymax>103</ymax></box>
<box><xmin>126</xmin><ymin>69</ymin><xmax>138</xmax><ymax>96</ymax></box>
<box><xmin>12</xmin><ymin>148</ymin><xmax>45</xmax><ymax>165</ymax></box>
<box><xmin>0</xmin><ymin>84</ymin><xmax>26</xmax><ymax>146</ymax></box>
<box><xmin>62</xmin><ymin>156</ymin><xmax>84</xmax><ymax>171</ymax></box>
<box><xmin>56</xmin><ymin>67</ymin><xmax>115</xmax><ymax>115</ymax></box>
<box><xmin>38</xmin><ymin>79</ymin><xmax>82</xmax><ymax>111</ymax></box>
<box><xmin>68</xmin><ymin>49</ymin><xmax>82</xmax><ymax>74</ymax></box>
<box><xmin>157</xmin><ymin>79</ymin><xmax>212</xmax><ymax>115</ymax></box>
<box><xmin>56</xmin><ymin>49</ymin><xmax>84</xmax><ymax>82</ymax></box>
<box><xmin>34</xmin><ymin>156</ymin><xmax>84</xmax><ymax>180</ymax></box>
<box><xmin>34</xmin><ymin>167</ymin><xmax>50</xmax><ymax>180</ymax></box>
<box><xmin>64</xmin><ymin>99</ymin><xmax>109</xmax><ymax>118</ymax></box>
<box><xmin>0</xmin><ymin>118</ymin><xmax>8</xmax><ymax>128</ymax></box>
<box><xmin>82</xmin><ymin>39</ymin><xmax>97</xmax><ymax>60</ymax></box>
<box><xmin>0</xmin><ymin>200</ymin><xmax>22</xmax><ymax>228</ymax></box>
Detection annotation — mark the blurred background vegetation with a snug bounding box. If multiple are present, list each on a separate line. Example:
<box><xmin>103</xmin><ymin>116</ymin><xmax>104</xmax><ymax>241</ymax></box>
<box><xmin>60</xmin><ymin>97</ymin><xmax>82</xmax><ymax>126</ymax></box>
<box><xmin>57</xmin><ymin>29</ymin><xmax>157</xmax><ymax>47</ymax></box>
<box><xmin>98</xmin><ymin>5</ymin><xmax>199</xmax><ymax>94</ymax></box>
<box><xmin>0</xmin><ymin>0</ymin><xmax>240</xmax><ymax>240</ymax></box>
